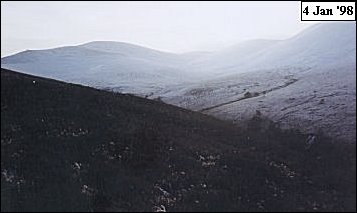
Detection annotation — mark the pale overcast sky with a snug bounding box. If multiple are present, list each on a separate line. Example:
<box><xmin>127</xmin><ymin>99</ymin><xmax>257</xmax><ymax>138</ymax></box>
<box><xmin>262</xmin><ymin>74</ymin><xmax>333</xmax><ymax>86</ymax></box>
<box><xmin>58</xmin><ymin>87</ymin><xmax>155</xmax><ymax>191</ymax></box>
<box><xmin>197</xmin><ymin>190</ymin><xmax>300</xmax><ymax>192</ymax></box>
<box><xmin>1</xmin><ymin>1</ymin><xmax>314</xmax><ymax>57</ymax></box>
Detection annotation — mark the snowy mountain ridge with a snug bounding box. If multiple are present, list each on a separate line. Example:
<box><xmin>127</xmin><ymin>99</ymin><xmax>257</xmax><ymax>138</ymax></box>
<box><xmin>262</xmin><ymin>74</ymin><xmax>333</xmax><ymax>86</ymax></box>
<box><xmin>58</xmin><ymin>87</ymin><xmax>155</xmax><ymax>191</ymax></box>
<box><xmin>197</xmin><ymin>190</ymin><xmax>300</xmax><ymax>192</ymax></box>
<box><xmin>1</xmin><ymin>22</ymin><xmax>356</xmax><ymax>142</ymax></box>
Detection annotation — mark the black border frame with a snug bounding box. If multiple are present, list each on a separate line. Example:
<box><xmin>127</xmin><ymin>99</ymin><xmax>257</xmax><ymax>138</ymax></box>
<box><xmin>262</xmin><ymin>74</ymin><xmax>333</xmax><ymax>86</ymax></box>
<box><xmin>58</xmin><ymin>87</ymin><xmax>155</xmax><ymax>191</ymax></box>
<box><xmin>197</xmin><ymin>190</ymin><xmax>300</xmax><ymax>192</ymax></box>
<box><xmin>301</xmin><ymin>1</ymin><xmax>357</xmax><ymax>21</ymax></box>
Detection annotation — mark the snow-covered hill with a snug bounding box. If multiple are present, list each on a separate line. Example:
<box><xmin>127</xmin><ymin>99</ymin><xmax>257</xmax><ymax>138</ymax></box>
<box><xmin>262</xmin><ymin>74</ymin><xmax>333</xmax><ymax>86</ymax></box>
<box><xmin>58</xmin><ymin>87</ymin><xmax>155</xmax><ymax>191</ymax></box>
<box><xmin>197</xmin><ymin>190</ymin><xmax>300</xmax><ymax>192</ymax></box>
<box><xmin>165</xmin><ymin>22</ymin><xmax>356</xmax><ymax>142</ymax></box>
<box><xmin>190</xmin><ymin>22</ymin><xmax>356</xmax><ymax>76</ymax></box>
<box><xmin>186</xmin><ymin>39</ymin><xmax>281</xmax><ymax>75</ymax></box>
<box><xmin>1</xmin><ymin>22</ymin><xmax>356</xmax><ymax>142</ymax></box>
<box><xmin>1</xmin><ymin>41</ymin><xmax>200</xmax><ymax>96</ymax></box>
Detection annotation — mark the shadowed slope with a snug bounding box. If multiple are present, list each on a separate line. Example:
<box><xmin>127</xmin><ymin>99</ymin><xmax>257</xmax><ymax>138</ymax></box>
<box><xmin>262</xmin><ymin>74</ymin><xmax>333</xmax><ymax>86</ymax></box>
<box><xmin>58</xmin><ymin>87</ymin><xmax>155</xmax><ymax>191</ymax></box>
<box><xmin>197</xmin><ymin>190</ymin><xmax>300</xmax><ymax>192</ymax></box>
<box><xmin>1</xmin><ymin>69</ymin><xmax>355</xmax><ymax>212</ymax></box>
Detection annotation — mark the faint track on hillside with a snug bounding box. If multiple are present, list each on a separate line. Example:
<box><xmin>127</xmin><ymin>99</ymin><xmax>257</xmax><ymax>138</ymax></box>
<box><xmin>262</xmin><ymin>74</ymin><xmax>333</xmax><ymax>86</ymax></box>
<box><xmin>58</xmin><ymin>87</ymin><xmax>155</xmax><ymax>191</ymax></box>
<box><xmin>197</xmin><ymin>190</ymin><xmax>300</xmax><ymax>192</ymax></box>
<box><xmin>199</xmin><ymin>78</ymin><xmax>299</xmax><ymax>113</ymax></box>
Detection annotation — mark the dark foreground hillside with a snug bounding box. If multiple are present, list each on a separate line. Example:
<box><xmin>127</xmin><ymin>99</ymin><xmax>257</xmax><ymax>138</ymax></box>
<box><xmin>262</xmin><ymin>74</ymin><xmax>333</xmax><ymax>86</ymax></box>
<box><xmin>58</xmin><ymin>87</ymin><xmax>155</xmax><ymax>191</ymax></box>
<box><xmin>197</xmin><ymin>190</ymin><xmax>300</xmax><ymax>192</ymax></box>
<box><xmin>1</xmin><ymin>69</ymin><xmax>355</xmax><ymax>212</ymax></box>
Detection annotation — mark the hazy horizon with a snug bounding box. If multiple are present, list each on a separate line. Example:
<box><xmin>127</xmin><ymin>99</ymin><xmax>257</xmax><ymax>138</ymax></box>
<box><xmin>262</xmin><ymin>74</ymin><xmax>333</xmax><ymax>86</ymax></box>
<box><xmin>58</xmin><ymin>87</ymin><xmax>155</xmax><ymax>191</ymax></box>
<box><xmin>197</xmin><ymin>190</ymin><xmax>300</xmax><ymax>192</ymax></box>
<box><xmin>1</xmin><ymin>1</ymin><xmax>316</xmax><ymax>57</ymax></box>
